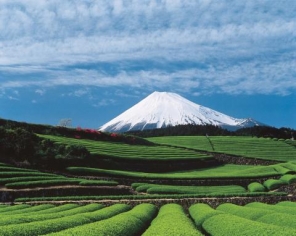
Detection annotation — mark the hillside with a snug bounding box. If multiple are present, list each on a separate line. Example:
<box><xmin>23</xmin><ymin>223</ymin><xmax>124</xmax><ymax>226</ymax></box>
<box><xmin>0</xmin><ymin>118</ymin><xmax>296</xmax><ymax>234</ymax></box>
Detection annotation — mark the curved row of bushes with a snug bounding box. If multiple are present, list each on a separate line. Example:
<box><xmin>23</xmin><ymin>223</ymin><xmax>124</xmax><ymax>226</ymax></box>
<box><xmin>189</xmin><ymin>202</ymin><xmax>296</xmax><ymax>236</ymax></box>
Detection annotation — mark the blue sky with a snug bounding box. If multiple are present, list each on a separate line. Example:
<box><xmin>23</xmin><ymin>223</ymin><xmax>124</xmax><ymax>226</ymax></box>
<box><xmin>0</xmin><ymin>0</ymin><xmax>295</xmax><ymax>129</ymax></box>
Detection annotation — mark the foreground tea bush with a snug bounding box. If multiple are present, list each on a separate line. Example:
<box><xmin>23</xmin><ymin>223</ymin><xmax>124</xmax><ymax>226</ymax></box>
<box><xmin>257</xmin><ymin>213</ymin><xmax>296</xmax><ymax>229</ymax></box>
<box><xmin>217</xmin><ymin>203</ymin><xmax>273</xmax><ymax>220</ymax></box>
<box><xmin>0</xmin><ymin>204</ymin><xmax>31</xmax><ymax>213</ymax></box>
<box><xmin>0</xmin><ymin>204</ymin><xmax>54</xmax><ymax>215</ymax></box>
<box><xmin>203</xmin><ymin>213</ymin><xmax>296</xmax><ymax>236</ymax></box>
<box><xmin>0</xmin><ymin>204</ymin><xmax>130</xmax><ymax>235</ymax></box>
<box><xmin>246</xmin><ymin>202</ymin><xmax>296</xmax><ymax>216</ymax></box>
<box><xmin>142</xmin><ymin>203</ymin><xmax>202</xmax><ymax>236</ymax></box>
<box><xmin>0</xmin><ymin>204</ymin><xmax>102</xmax><ymax>226</ymax></box>
<box><xmin>276</xmin><ymin>201</ymin><xmax>296</xmax><ymax>207</ymax></box>
<box><xmin>189</xmin><ymin>203</ymin><xmax>224</xmax><ymax>230</ymax></box>
<box><xmin>47</xmin><ymin>203</ymin><xmax>157</xmax><ymax>236</ymax></box>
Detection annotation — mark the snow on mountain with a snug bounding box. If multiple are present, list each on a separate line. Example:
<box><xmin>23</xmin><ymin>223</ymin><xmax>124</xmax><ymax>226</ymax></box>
<box><xmin>99</xmin><ymin>91</ymin><xmax>263</xmax><ymax>133</ymax></box>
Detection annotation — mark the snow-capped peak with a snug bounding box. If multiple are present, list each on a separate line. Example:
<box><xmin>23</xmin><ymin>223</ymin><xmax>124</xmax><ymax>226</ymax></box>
<box><xmin>99</xmin><ymin>91</ymin><xmax>262</xmax><ymax>132</ymax></box>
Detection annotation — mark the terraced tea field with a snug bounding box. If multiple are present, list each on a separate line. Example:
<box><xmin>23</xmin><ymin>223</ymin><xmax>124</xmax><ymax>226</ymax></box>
<box><xmin>39</xmin><ymin>135</ymin><xmax>213</xmax><ymax>161</ymax></box>
<box><xmin>0</xmin><ymin>164</ymin><xmax>118</xmax><ymax>189</ymax></box>
<box><xmin>66</xmin><ymin>161</ymin><xmax>296</xmax><ymax>179</ymax></box>
<box><xmin>0</xmin><ymin>202</ymin><xmax>295</xmax><ymax>235</ymax></box>
<box><xmin>148</xmin><ymin>136</ymin><xmax>296</xmax><ymax>162</ymax></box>
<box><xmin>1</xmin><ymin>132</ymin><xmax>296</xmax><ymax>235</ymax></box>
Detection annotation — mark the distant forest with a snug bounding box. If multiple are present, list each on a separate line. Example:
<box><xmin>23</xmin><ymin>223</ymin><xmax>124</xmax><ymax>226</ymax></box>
<box><xmin>127</xmin><ymin>124</ymin><xmax>295</xmax><ymax>139</ymax></box>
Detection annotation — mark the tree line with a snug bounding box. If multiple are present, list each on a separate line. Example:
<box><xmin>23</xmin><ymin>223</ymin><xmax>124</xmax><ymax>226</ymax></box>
<box><xmin>127</xmin><ymin>124</ymin><xmax>295</xmax><ymax>139</ymax></box>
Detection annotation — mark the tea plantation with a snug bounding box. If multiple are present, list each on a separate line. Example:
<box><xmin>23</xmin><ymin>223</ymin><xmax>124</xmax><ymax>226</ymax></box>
<box><xmin>0</xmin><ymin>122</ymin><xmax>296</xmax><ymax>235</ymax></box>
<box><xmin>0</xmin><ymin>202</ymin><xmax>295</xmax><ymax>235</ymax></box>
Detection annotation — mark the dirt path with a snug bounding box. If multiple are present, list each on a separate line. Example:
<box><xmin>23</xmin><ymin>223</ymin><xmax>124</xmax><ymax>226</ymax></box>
<box><xmin>10</xmin><ymin>195</ymin><xmax>296</xmax><ymax>208</ymax></box>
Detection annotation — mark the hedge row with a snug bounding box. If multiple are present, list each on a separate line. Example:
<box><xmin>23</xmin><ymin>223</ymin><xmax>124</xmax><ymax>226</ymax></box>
<box><xmin>189</xmin><ymin>202</ymin><xmax>296</xmax><ymax>235</ymax></box>
<box><xmin>263</xmin><ymin>179</ymin><xmax>287</xmax><ymax>190</ymax></box>
<box><xmin>0</xmin><ymin>204</ymin><xmax>54</xmax><ymax>215</ymax></box>
<box><xmin>247</xmin><ymin>182</ymin><xmax>266</xmax><ymax>192</ymax></box>
<box><xmin>148</xmin><ymin>136</ymin><xmax>296</xmax><ymax>162</ymax></box>
<box><xmin>246</xmin><ymin>202</ymin><xmax>296</xmax><ymax>216</ymax></box>
<box><xmin>66</xmin><ymin>166</ymin><xmax>281</xmax><ymax>179</ymax></box>
<box><xmin>0</xmin><ymin>204</ymin><xmax>130</xmax><ymax>235</ymax></box>
<box><xmin>216</xmin><ymin>203</ymin><xmax>273</xmax><ymax>220</ymax></box>
<box><xmin>4</xmin><ymin>179</ymin><xmax>118</xmax><ymax>189</ymax></box>
<box><xmin>5</xmin><ymin>179</ymin><xmax>83</xmax><ymax>189</ymax></box>
<box><xmin>280</xmin><ymin>174</ymin><xmax>296</xmax><ymax>184</ymax></box>
<box><xmin>47</xmin><ymin>204</ymin><xmax>157</xmax><ymax>236</ymax></box>
<box><xmin>189</xmin><ymin>203</ymin><xmax>224</xmax><ymax>230</ymax></box>
<box><xmin>132</xmin><ymin>183</ymin><xmax>246</xmax><ymax>195</ymax></box>
<box><xmin>0</xmin><ymin>204</ymin><xmax>102</xmax><ymax>227</ymax></box>
<box><xmin>0</xmin><ymin>176</ymin><xmax>67</xmax><ymax>185</ymax></box>
<box><xmin>0</xmin><ymin>172</ymin><xmax>58</xmax><ymax>178</ymax></box>
<box><xmin>203</xmin><ymin>213</ymin><xmax>296</xmax><ymax>236</ymax></box>
<box><xmin>257</xmin><ymin>213</ymin><xmax>296</xmax><ymax>229</ymax></box>
<box><xmin>143</xmin><ymin>204</ymin><xmax>202</xmax><ymax>236</ymax></box>
<box><xmin>0</xmin><ymin>204</ymin><xmax>31</xmax><ymax>213</ymax></box>
<box><xmin>78</xmin><ymin>180</ymin><xmax>118</xmax><ymax>186</ymax></box>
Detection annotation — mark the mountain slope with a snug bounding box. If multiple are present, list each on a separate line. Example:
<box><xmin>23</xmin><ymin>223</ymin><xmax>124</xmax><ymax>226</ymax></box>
<box><xmin>99</xmin><ymin>91</ymin><xmax>263</xmax><ymax>132</ymax></box>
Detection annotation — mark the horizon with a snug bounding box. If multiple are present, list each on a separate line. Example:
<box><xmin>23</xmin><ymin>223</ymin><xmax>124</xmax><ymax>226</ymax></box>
<box><xmin>0</xmin><ymin>1</ymin><xmax>295</xmax><ymax>129</ymax></box>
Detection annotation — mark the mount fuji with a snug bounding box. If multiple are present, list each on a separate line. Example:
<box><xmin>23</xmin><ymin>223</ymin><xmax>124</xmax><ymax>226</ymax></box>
<box><xmin>99</xmin><ymin>91</ymin><xmax>264</xmax><ymax>133</ymax></box>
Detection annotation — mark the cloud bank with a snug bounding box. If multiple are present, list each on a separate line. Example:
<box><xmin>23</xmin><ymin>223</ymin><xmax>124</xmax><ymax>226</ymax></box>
<box><xmin>0</xmin><ymin>0</ymin><xmax>295</xmax><ymax>96</ymax></box>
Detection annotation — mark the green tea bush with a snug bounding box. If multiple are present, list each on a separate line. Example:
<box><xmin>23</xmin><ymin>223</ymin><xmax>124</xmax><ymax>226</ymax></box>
<box><xmin>0</xmin><ymin>204</ymin><xmax>130</xmax><ymax>235</ymax></box>
<box><xmin>280</xmin><ymin>174</ymin><xmax>296</xmax><ymax>184</ymax></box>
<box><xmin>131</xmin><ymin>183</ymin><xmax>144</xmax><ymax>189</ymax></box>
<box><xmin>272</xmin><ymin>165</ymin><xmax>293</xmax><ymax>175</ymax></box>
<box><xmin>257</xmin><ymin>213</ymin><xmax>296</xmax><ymax>229</ymax></box>
<box><xmin>0</xmin><ymin>176</ymin><xmax>66</xmax><ymax>185</ymax></box>
<box><xmin>67</xmin><ymin>165</ymin><xmax>281</xmax><ymax>179</ymax></box>
<box><xmin>246</xmin><ymin>202</ymin><xmax>296</xmax><ymax>216</ymax></box>
<box><xmin>0</xmin><ymin>204</ymin><xmax>54</xmax><ymax>215</ymax></box>
<box><xmin>0</xmin><ymin>166</ymin><xmax>39</xmax><ymax>172</ymax></box>
<box><xmin>263</xmin><ymin>179</ymin><xmax>287</xmax><ymax>190</ymax></box>
<box><xmin>5</xmin><ymin>179</ymin><xmax>82</xmax><ymax>189</ymax></box>
<box><xmin>216</xmin><ymin>203</ymin><xmax>273</xmax><ymax>220</ymax></box>
<box><xmin>203</xmin><ymin>213</ymin><xmax>296</xmax><ymax>236</ymax></box>
<box><xmin>189</xmin><ymin>203</ymin><xmax>224</xmax><ymax>230</ymax></box>
<box><xmin>146</xmin><ymin>185</ymin><xmax>246</xmax><ymax>194</ymax></box>
<box><xmin>280</xmin><ymin>162</ymin><xmax>296</xmax><ymax>172</ymax></box>
<box><xmin>143</xmin><ymin>204</ymin><xmax>202</xmax><ymax>236</ymax></box>
<box><xmin>0</xmin><ymin>172</ymin><xmax>57</xmax><ymax>178</ymax></box>
<box><xmin>0</xmin><ymin>204</ymin><xmax>31</xmax><ymax>213</ymax></box>
<box><xmin>79</xmin><ymin>180</ymin><xmax>118</xmax><ymax>186</ymax></box>
<box><xmin>0</xmin><ymin>204</ymin><xmax>102</xmax><ymax>226</ymax></box>
<box><xmin>47</xmin><ymin>204</ymin><xmax>157</xmax><ymax>236</ymax></box>
<box><xmin>149</xmin><ymin>136</ymin><xmax>296</xmax><ymax>162</ymax></box>
<box><xmin>247</xmin><ymin>182</ymin><xmax>266</xmax><ymax>192</ymax></box>
<box><xmin>133</xmin><ymin>183</ymin><xmax>246</xmax><ymax>195</ymax></box>
<box><xmin>276</xmin><ymin>201</ymin><xmax>296</xmax><ymax>207</ymax></box>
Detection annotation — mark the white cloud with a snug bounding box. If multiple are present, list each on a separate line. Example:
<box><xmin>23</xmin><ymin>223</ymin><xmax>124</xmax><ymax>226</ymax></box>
<box><xmin>93</xmin><ymin>98</ymin><xmax>116</xmax><ymax>107</ymax></box>
<box><xmin>1</xmin><ymin>57</ymin><xmax>296</xmax><ymax>96</ymax></box>
<box><xmin>0</xmin><ymin>0</ymin><xmax>295</xmax><ymax>96</ymax></box>
<box><xmin>70</xmin><ymin>89</ymin><xmax>89</xmax><ymax>97</ymax></box>
<box><xmin>35</xmin><ymin>89</ymin><xmax>45</xmax><ymax>95</ymax></box>
<box><xmin>8</xmin><ymin>96</ymin><xmax>18</xmax><ymax>101</ymax></box>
